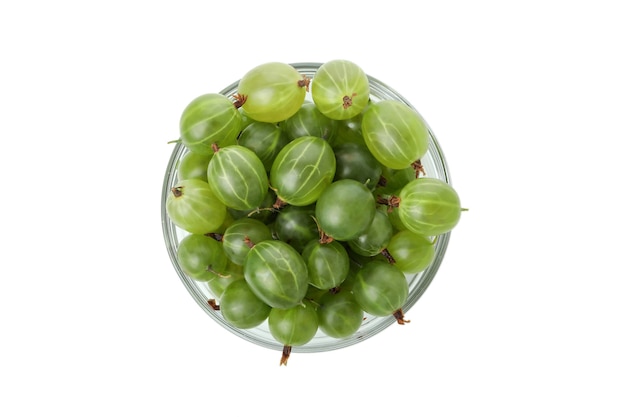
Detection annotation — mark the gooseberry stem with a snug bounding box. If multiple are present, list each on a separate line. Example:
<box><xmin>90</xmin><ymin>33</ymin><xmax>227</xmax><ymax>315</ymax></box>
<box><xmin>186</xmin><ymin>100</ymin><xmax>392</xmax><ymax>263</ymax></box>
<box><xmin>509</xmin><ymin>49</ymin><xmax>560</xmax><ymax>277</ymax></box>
<box><xmin>393</xmin><ymin>309</ymin><xmax>410</xmax><ymax>325</ymax></box>
<box><xmin>208</xmin><ymin>299</ymin><xmax>220</xmax><ymax>310</ymax></box>
<box><xmin>206</xmin><ymin>232</ymin><xmax>223</xmax><ymax>242</ymax></box>
<box><xmin>298</xmin><ymin>75</ymin><xmax>311</xmax><ymax>91</ymax></box>
<box><xmin>246</xmin><ymin>206</ymin><xmax>279</xmax><ymax>217</ymax></box>
<box><xmin>388</xmin><ymin>195</ymin><xmax>401</xmax><ymax>208</ymax></box>
<box><xmin>342</xmin><ymin>93</ymin><xmax>356</xmax><ymax>109</ymax></box>
<box><xmin>272</xmin><ymin>197</ymin><xmax>287</xmax><ymax>210</ymax></box>
<box><xmin>411</xmin><ymin>160</ymin><xmax>426</xmax><ymax>178</ymax></box>
<box><xmin>376</xmin><ymin>195</ymin><xmax>400</xmax><ymax>213</ymax></box>
<box><xmin>381</xmin><ymin>248</ymin><xmax>395</xmax><ymax>264</ymax></box>
<box><xmin>280</xmin><ymin>345</ymin><xmax>292</xmax><ymax>366</ymax></box>
<box><xmin>232</xmin><ymin>93</ymin><xmax>247</xmax><ymax>108</ymax></box>
<box><xmin>310</xmin><ymin>215</ymin><xmax>333</xmax><ymax>244</ymax></box>
<box><xmin>171</xmin><ymin>186</ymin><xmax>183</xmax><ymax>198</ymax></box>
<box><xmin>243</xmin><ymin>236</ymin><xmax>255</xmax><ymax>249</ymax></box>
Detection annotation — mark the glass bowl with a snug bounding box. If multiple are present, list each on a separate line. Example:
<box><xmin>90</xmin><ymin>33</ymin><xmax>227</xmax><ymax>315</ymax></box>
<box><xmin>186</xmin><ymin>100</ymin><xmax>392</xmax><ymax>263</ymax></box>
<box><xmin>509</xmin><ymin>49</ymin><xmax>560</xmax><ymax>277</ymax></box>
<box><xmin>161</xmin><ymin>62</ymin><xmax>451</xmax><ymax>353</ymax></box>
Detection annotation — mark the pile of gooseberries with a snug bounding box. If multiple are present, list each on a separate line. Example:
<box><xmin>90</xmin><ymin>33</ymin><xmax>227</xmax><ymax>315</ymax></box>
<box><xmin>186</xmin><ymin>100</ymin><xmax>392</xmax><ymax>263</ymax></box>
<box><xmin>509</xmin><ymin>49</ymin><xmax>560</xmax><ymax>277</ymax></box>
<box><xmin>166</xmin><ymin>60</ymin><xmax>464</xmax><ymax>365</ymax></box>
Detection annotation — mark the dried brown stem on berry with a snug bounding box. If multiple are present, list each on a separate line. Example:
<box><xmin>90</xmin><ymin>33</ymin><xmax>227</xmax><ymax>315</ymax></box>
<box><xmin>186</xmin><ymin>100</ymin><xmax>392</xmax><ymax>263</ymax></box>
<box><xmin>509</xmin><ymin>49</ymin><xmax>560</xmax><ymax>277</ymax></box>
<box><xmin>310</xmin><ymin>215</ymin><xmax>334</xmax><ymax>244</ymax></box>
<box><xmin>319</xmin><ymin>232</ymin><xmax>334</xmax><ymax>244</ymax></box>
<box><xmin>232</xmin><ymin>93</ymin><xmax>247</xmax><ymax>108</ymax></box>
<box><xmin>280</xmin><ymin>345</ymin><xmax>292</xmax><ymax>366</ymax></box>
<box><xmin>388</xmin><ymin>195</ymin><xmax>401</xmax><ymax>209</ymax></box>
<box><xmin>298</xmin><ymin>75</ymin><xmax>311</xmax><ymax>92</ymax></box>
<box><xmin>171</xmin><ymin>186</ymin><xmax>183</xmax><ymax>198</ymax></box>
<box><xmin>381</xmin><ymin>248</ymin><xmax>396</xmax><ymax>264</ymax></box>
<box><xmin>377</xmin><ymin>175</ymin><xmax>388</xmax><ymax>187</ymax></box>
<box><xmin>393</xmin><ymin>309</ymin><xmax>410</xmax><ymax>325</ymax></box>
<box><xmin>243</xmin><ymin>236</ymin><xmax>255</xmax><ymax>249</ymax></box>
<box><xmin>376</xmin><ymin>195</ymin><xmax>400</xmax><ymax>213</ymax></box>
<box><xmin>412</xmin><ymin>160</ymin><xmax>426</xmax><ymax>178</ymax></box>
<box><xmin>206</xmin><ymin>232</ymin><xmax>223</xmax><ymax>242</ymax></box>
<box><xmin>211</xmin><ymin>143</ymin><xmax>220</xmax><ymax>153</ymax></box>
<box><xmin>272</xmin><ymin>197</ymin><xmax>287</xmax><ymax>210</ymax></box>
<box><xmin>342</xmin><ymin>93</ymin><xmax>357</xmax><ymax>109</ymax></box>
<box><xmin>208</xmin><ymin>299</ymin><xmax>220</xmax><ymax>310</ymax></box>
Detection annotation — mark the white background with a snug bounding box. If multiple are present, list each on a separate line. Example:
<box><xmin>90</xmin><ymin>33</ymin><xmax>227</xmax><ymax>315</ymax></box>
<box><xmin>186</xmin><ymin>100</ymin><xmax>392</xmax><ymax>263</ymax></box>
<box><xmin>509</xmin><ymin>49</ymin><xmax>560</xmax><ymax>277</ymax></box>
<box><xmin>1</xmin><ymin>0</ymin><xmax>625</xmax><ymax>415</ymax></box>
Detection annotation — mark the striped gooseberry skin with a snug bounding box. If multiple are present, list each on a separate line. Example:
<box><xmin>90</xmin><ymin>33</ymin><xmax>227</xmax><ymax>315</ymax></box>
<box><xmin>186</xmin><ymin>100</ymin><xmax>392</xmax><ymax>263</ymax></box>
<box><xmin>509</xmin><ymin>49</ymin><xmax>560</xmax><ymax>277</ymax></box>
<box><xmin>347</xmin><ymin>209</ymin><xmax>394</xmax><ymax>257</ymax></box>
<box><xmin>179</xmin><ymin>93</ymin><xmax>242</xmax><ymax>156</ymax></box>
<box><xmin>268</xmin><ymin>300</ymin><xmax>319</xmax><ymax>347</ymax></box>
<box><xmin>222</xmin><ymin>218</ymin><xmax>273</xmax><ymax>266</ymax></box>
<box><xmin>243</xmin><ymin>240</ymin><xmax>309</xmax><ymax>310</ymax></box>
<box><xmin>207</xmin><ymin>145</ymin><xmax>269</xmax><ymax>211</ymax></box>
<box><xmin>301</xmin><ymin>240</ymin><xmax>350</xmax><ymax>290</ymax></box>
<box><xmin>238</xmin><ymin>121</ymin><xmax>290</xmax><ymax>172</ymax></box>
<box><xmin>361</xmin><ymin>100</ymin><xmax>430</xmax><ymax>170</ymax></box>
<box><xmin>272</xmin><ymin>204</ymin><xmax>318</xmax><ymax>253</ymax></box>
<box><xmin>281</xmin><ymin>102</ymin><xmax>339</xmax><ymax>143</ymax></box>
<box><xmin>314</xmin><ymin>179</ymin><xmax>376</xmax><ymax>241</ymax></box>
<box><xmin>333</xmin><ymin>143</ymin><xmax>382</xmax><ymax>191</ymax></box>
<box><xmin>176</xmin><ymin>233</ymin><xmax>228</xmax><ymax>282</ymax></box>
<box><xmin>311</xmin><ymin>59</ymin><xmax>370</xmax><ymax>120</ymax></box>
<box><xmin>386</xmin><ymin>230</ymin><xmax>435</xmax><ymax>274</ymax></box>
<box><xmin>165</xmin><ymin>179</ymin><xmax>227</xmax><ymax>235</ymax></box>
<box><xmin>352</xmin><ymin>260</ymin><xmax>409</xmax><ymax>318</ymax></box>
<box><xmin>177</xmin><ymin>151</ymin><xmax>212</xmax><ymax>182</ymax></box>
<box><xmin>237</xmin><ymin>62</ymin><xmax>308</xmax><ymax>123</ymax></box>
<box><xmin>316</xmin><ymin>291</ymin><xmax>363</xmax><ymax>339</ymax></box>
<box><xmin>219</xmin><ymin>279</ymin><xmax>271</xmax><ymax>330</ymax></box>
<box><xmin>269</xmin><ymin>136</ymin><xmax>336</xmax><ymax>207</ymax></box>
<box><xmin>397</xmin><ymin>178</ymin><xmax>462</xmax><ymax>237</ymax></box>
